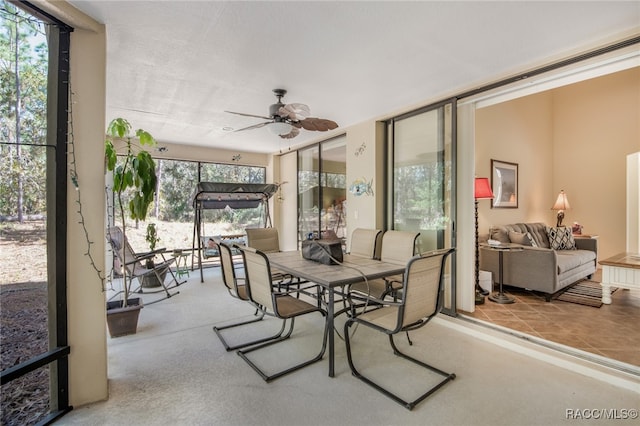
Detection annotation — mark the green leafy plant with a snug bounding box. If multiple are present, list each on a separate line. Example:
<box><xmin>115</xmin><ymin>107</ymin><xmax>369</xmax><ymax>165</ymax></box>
<box><xmin>144</xmin><ymin>222</ymin><xmax>160</xmax><ymax>269</ymax></box>
<box><xmin>105</xmin><ymin>118</ymin><xmax>157</xmax><ymax>307</ymax></box>
<box><xmin>145</xmin><ymin>222</ymin><xmax>160</xmax><ymax>251</ymax></box>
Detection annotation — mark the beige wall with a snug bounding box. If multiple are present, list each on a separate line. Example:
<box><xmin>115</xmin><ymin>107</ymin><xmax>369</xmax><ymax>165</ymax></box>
<box><xmin>476</xmin><ymin>67</ymin><xmax>640</xmax><ymax>261</ymax></box>
<box><xmin>67</xmin><ymin>26</ymin><xmax>109</xmax><ymax>406</ymax></box>
<box><xmin>142</xmin><ymin>141</ymin><xmax>271</xmax><ymax>168</ymax></box>
<box><xmin>476</xmin><ymin>92</ymin><xmax>554</xmax><ymax>230</ymax></box>
<box><xmin>274</xmin><ymin>151</ymin><xmax>298</xmax><ymax>250</ymax></box>
<box><xmin>343</xmin><ymin>121</ymin><xmax>386</xmax><ymax>247</ymax></box>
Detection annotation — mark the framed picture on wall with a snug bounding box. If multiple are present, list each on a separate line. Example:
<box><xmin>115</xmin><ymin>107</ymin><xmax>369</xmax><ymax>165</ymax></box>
<box><xmin>491</xmin><ymin>159</ymin><xmax>518</xmax><ymax>208</ymax></box>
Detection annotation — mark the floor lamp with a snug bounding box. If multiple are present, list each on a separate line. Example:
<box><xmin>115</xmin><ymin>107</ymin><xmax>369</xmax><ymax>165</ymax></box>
<box><xmin>475</xmin><ymin>177</ymin><xmax>494</xmax><ymax>305</ymax></box>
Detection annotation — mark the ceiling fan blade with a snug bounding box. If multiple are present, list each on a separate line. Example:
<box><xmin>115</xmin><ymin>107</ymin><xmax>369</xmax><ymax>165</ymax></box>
<box><xmin>299</xmin><ymin>117</ymin><xmax>339</xmax><ymax>132</ymax></box>
<box><xmin>279</xmin><ymin>127</ymin><xmax>300</xmax><ymax>139</ymax></box>
<box><xmin>225</xmin><ymin>110</ymin><xmax>272</xmax><ymax>120</ymax></box>
<box><xmin>278</xmin><ymin>103</ymin><xmax>310</xmax><ymax>121</ymax></box>
<box><xmin>233</xmin><ymin>122</ymin><xmax>272</xmax><ymax>132</ymax></box>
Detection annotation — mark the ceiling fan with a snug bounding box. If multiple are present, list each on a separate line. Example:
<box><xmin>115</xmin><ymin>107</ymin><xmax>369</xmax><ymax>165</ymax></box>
<box><xmin>225</xmin><ymin>89</ymin><xmax>338</xmax><ymax>139</ymax></box>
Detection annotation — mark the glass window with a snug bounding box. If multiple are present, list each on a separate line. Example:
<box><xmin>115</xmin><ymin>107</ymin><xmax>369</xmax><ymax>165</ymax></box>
<box><xmin>298</xmin><ymin>145</ymin><xmax>320</xmax><ymax>241</ymax></box>
<box><xmin>298</xmin><ymin>136</ymin><xmax>346</xmax><ymax>244</ymax></box>
<box><xmin>109</xmin><ymin>159</ymin><xmax>266</xmax><ymax>251</ymax></box>
<box><xmin>387</xmin><ymin>101</ymin><xmax>455</xmax><ymax>313</ymax></box>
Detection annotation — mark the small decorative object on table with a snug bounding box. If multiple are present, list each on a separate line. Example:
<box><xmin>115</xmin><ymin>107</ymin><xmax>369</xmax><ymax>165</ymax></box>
<box><xmin>572</xmin><ymin>222</ymin><xmax>583</xmax><ymax>235</ymax></box>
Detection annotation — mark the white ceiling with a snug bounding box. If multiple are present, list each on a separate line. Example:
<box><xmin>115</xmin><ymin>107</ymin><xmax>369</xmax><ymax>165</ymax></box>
<box><xmin>66</xmin><ymin>1</ymin><xmax>639</xmax><ymax>154</ymax></box>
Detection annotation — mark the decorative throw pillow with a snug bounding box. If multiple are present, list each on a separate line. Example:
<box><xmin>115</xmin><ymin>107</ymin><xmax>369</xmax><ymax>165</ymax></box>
<box><xmin>508</xmin><ymin>231</ymin><xmax>534</xmax><ymax>246</ymax></box>
<box><xmin>546</xmin><ymin>227</ymin><xmax>576</xmax><ymax>250</ymax></box>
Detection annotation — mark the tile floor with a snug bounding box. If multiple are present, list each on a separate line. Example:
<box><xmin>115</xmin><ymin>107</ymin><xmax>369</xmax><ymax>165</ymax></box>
<box><xmin>460</xmin><ymin>270</ymin><xmax>640</xmax><ymax>367</ymax></box>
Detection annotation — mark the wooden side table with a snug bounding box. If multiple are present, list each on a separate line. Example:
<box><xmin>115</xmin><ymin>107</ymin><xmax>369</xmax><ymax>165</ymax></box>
<box><xmin>573</xmin><ymin>234</ymin><xmax>599</xmax><ymax>239</ymax></box>
<box><xmin>599</xmin><ymin>253</ymin><xmax>640</xmax><ymax>304</ymax></box>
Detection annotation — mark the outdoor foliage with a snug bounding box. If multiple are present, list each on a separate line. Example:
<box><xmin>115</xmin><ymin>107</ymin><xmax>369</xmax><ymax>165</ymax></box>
<box><xmin>0</xmin><ymin>2</ymin><xmax>48</xmax><ymax>220</ymax></box>
<box><xmin>112</xmin><ymin>158</ymin><xmax>267</xmax><ymax>232</ymax></box>
<box><xmin>394</xmin><ymin>162</ymin><xmax>448</xmax><ymax>229</ymax></box>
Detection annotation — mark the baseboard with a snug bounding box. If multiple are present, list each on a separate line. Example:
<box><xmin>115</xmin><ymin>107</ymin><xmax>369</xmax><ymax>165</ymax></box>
<box><xmin>435</xmin><ymin>314</ymin><xmax>640</xmax><ymax>394</ymax></box>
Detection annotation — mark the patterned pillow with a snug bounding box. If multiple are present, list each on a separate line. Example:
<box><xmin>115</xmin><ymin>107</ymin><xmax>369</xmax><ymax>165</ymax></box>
<box><xmin>508</xmin><ymin>231</ymin><xmax>538</xmax><ymax>247</ymax></box>
<box><xmin>546</xmin><ymin>227</ymin><xmax>576</xmax><ymax>250</ymax></box>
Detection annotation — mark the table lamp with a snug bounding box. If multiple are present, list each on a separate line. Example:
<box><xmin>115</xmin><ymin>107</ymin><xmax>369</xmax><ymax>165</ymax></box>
<box><xmin>551</xmin><ymin>190</ymin><xmax>570</xmax><ymax>227</ymax></box>
<box><xmin>475</xmin><ymin>177</ymin><xmax>494</xmax><ymax>305</ymax></box>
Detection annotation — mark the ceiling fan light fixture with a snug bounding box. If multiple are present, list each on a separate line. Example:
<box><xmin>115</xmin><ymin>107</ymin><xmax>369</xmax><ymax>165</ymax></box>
<box><xmin>269</xmin><ymin>121</ymin><xmax>292</xmax><ymax>136</ymax></box>
<box><xmin>225</xmin><ymin>88</ymin><xmax>338</xmax><ymax>140</ymax></box>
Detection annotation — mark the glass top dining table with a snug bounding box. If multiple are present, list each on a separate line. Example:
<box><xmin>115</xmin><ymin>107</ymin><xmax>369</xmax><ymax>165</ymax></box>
<box><xmin>266</xmin><ymin>251</ymin><xmax>406</xmax><ymax>377</ymax></box>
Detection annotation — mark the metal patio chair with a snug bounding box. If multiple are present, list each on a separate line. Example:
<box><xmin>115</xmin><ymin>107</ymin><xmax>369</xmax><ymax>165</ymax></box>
<box><xmin>344</xmin><ymin>247</ymin><xmax>456</xmax><ymax>410</ymax></box>
<box><xmin>349</xmin><ymin>230</ymin><xmax>420</xmax><ymax>301</ymax></box>
<box><xmin>107</xmin><ymin>226</ymin><xmax>181</xmax><ymax>305</ymax></box>
<box><xmin>213</xmin><ymin>242</ymin><xmax>284</xmax><ymax>351</ymax></box>
<box><xmin>236</xmin><ymin>245</ymin><xmax>328</xmax><ymax>382</ymax></box>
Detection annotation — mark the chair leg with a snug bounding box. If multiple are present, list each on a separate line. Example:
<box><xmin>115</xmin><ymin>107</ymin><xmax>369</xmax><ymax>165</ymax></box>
<box><xmin>133</xmin><ymin>267</ymin><xmax>180</xmax><ymax>305</ymax></box>
<box><xmin>237</xmin><ymin>313</ymin><xmax>329</xmax><ymax>382</ymax></box>
<box><xmin>213</xmin><ymin>310</ymin><xmax>283</xmax><ymax>351</ymax></box>
<box><xmin>165</xmin><ymin>263</ymin><xmax>186</xmax><ymax>287</ymax></box>
<box><xmin>344</xmin><ymin>318</ymin><xmax>455</xmax><ymax>411</ymax></box>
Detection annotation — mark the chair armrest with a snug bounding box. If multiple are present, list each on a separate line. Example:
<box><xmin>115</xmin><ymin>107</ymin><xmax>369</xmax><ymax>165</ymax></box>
<box><xmin>137</xmin><ymin>247</ymin><xmax>168</xmax><ymax>257</ymax></box>
<box><xmin>129</xmin><ymin>251</ymin><xmax>157</xmax><ymax>263</ymax></box>
<box><xmin>383</xmin><ymin>274</ymin><xmax>404</xmax><ymax>288</ymax></box>
<box><xmin>347</xmin><ymin>287</ymin><xmax>402</xmax><ymax>307</ymax></box>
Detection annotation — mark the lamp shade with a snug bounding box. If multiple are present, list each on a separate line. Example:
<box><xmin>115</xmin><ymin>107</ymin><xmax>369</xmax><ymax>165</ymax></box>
<box><xmin>551</xmin><ymin>190</ymin><xmax>571</xmax><ymax>210</ymax></box>
<box><xmin>474</xmin><ymin>177</ymin><xmax>494</xmax><ymax>199</ymax></box>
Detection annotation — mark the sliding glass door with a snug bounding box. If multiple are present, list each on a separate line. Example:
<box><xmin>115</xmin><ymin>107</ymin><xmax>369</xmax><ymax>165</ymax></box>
<box><xmin>387</xmin><ymin>100</ymin><xmax>456</xmax><ymax>313</ymax></box>
<box><xmin>298</xmin><ymin>136</ymin><xmax>347</xmax><ymax>246</ymax></box>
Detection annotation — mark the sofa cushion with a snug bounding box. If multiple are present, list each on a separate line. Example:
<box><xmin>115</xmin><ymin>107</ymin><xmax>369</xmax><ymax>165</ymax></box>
<box><xmin>547</xmin><ymin>226</ymin><xmax>576</xmax><ymax>250</ymax></box>
<box><xmin>525</xmin><ymin>223</ymin><xmax>550</xmax><ymax>248</ymax></box>
<box><xmin>489</xmin><ymin>225</ymin><xmax>510</xmax><ymax>243</ymax></box>
<box><xmin>490</xmin><ymin>223</ymin><xmax>530</xmax><ymax>244</ymax></box>
<box><xmin>556</xmin><ymin>250</ymin><xmax>596</xmax><ymax>274</ymax></box>
<box><xmin>508</xmin><ymin>231</ymin><xmax>537</xmax><ymax>247</ymax></box>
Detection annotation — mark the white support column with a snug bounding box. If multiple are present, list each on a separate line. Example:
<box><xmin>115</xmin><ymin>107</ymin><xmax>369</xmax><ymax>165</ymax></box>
<box><xmin>627</xmin><ymin>152</ymin><xmax>639</xmax><ymax>253</ymax></box>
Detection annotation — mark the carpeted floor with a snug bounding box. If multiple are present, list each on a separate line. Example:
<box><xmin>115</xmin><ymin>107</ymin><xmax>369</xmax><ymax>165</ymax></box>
<box><xmin>555</xmin><ymin>280</ymin><xmax>617</xmax><ymax>308</ymax></box>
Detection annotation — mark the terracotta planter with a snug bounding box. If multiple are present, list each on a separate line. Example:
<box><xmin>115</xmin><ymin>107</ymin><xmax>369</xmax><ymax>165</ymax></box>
<box><xmin>106</xmin><ymin>297</ymin><xmax>143</xmax><ymax>337</ymax></box>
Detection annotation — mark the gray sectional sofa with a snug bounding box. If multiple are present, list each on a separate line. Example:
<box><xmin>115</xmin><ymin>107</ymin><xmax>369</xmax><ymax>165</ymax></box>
<box><xmin>479</xmin><ymin>222</ymin><xmax>597</xmax><ymax>301</ymax></box>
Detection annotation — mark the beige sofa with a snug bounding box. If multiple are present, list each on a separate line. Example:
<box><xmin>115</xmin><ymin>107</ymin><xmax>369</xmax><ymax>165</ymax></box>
<box><xmin>479</xmin><ymin>222</ymin><xmax>597</xmax><ymax>301</ymax></box>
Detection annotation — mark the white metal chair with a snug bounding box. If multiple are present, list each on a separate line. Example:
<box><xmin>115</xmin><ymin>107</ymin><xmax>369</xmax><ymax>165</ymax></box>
<box><xmin>344</xmin><ymin>248</ymin><xmax>456</xmax><ymax>410</ymax></box>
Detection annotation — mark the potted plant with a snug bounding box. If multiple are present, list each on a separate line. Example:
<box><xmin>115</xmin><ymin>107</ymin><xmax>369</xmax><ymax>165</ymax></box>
<box><xmin>141</xmin><ymin>222</ymin><xmax>166</xmax><ymax>288</ymax></box>
<box><xmin>145</xmin><ymin>222</ymin><xmax>161</xmax><ymax>254</ymax></box>
<box><xmin>105</xmin><ymin>118</ymin><xmax>158</xmax><ymax>337</ymax></box>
